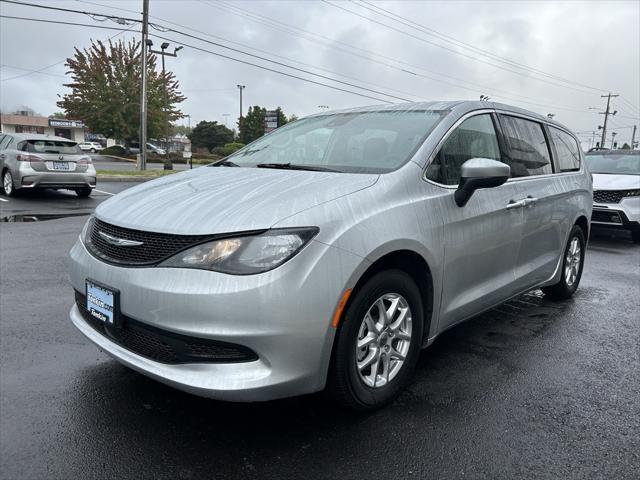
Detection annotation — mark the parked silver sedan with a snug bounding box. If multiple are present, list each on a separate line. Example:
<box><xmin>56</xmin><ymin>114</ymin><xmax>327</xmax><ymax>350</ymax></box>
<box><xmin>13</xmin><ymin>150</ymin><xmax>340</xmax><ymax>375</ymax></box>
<box><xmin>0</xmin><ymin>133</ymin><xmax>96</xmax><ymax>197</ymax></box>
<box><xmin>69</xmin><ymin>101</ymin><xmax>592</xmax><ymax>409</ymax></box>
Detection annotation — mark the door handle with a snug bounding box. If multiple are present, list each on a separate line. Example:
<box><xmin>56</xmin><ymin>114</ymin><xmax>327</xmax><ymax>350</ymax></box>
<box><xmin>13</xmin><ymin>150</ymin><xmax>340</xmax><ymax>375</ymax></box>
<box><xmin>523</xmin><ymin>196</ymin><xmax>538</xmax><ymax>207</ymax></box>
<box><xmin>507</xmin><ymin>199</ymin><xmax>526</xmax><ymax>210</ymax></box>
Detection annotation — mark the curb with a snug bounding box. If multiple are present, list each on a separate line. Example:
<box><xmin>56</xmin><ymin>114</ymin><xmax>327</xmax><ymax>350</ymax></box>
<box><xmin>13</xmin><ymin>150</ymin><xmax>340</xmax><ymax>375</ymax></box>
<box><xmin>98</xmin><ymin>176</ymin><xmax>159</xmax><ymax>182</ymax></box>
<box><xmin>95</xmin><ymin>155</ymin><xmax>138</xmax><ymax>163</ymax></box>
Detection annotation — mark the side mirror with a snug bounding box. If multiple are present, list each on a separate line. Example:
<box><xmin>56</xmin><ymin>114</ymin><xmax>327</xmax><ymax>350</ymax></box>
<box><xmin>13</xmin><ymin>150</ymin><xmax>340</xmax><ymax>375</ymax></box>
<box><xmin>454</xmin><ymin>158</ymin><xmax>510</xmax><ymax>207</ymax></box>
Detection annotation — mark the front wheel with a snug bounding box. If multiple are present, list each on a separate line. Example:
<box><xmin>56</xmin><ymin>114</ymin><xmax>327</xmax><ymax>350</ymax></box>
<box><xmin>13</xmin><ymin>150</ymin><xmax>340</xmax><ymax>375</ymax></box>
<box><xmin>631</xmin><ymin>227</ymin><xmax>640</xmax><ymax>244</ymax></box>
<box><xmin>90</xmin><ymin>148</ymin><xmax>96</xmax><ymax>153</ymax></box>
<box><xmin>2</xmin><ymin>169</ymin><xmax>16</xmax><ymax>197</ymax></box>
<box><xmin>327</xmin><ymin>270</ymin><xmax>424</xmax><ymax>410</ymax></box>
<box><xmin>542</xmin><ymin>225</ymin><xmax>586</xmax><ymax>300</ymax></box>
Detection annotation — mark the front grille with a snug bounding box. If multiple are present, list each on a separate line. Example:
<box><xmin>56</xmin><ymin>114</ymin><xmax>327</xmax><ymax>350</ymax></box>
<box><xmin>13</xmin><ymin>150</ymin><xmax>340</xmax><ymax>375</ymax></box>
<box><xmin>593</xmin><ymin>190</ymin><xmax>639</xmax><ymax>204</ymax></box>
<box><xmin>88</xmin><ymin>218</ymin><xmax>215</xmax><ymax>265</ymax></box>
<box><xmin>75</xmin><ymin>291</ymin><xmax>258</xmax><ymax>364</ymax></box>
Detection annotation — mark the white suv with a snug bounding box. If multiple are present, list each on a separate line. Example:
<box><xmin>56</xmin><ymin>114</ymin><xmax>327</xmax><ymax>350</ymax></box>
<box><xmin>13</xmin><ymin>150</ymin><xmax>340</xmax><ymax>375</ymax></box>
<box><xmin>78</xmin><ymin>142</ymin><xmax>103</xmax><ymax>153</ymax></box>
<box><xmin>585</xmin><ymin>150</ymin><xmax>640</xmax><ymax>242</ymax></box>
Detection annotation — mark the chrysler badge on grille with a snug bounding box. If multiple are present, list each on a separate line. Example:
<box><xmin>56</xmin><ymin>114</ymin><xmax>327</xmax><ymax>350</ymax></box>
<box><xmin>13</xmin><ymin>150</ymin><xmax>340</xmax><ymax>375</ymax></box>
<box><xmin>98</xmin><ymin>231</ymin><xmax>144</xmax><ymax>247</ymax></box>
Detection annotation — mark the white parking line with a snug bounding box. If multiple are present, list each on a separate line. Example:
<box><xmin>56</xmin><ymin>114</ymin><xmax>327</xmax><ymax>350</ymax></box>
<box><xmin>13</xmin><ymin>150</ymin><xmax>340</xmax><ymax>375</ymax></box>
<box><xmin>93</xmin><ymin>189</ymin><xmax>114</xmax><ymax>196</ymax></box>
<box><xmin>0</xmin><ymin>197</ymin><xmax>8</xmax><ymax>202</ymax></box>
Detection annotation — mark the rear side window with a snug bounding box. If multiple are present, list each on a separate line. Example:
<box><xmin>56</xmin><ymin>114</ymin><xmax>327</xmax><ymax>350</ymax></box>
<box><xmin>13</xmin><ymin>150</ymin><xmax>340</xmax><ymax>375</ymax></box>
<box><xmin>549</xmin><ymin>127</ymin><xmax>581</xmax><ymax>172</ymax></box>
<box><xmin>499</xmin><ymin>115</ymin><xmax>552</xmax><ymax>177</ymax></box>
<box><xmin>0</xmin><ymin>135</ymin><xmax>10</xmax><ymax>150</ymax></box>
<box><xmin>426</xmin><ymin>114</ymin><xmax>502</xmax><ymax>185</ymax></box>
<box><xmin>25</xmin><ymin>140</ymin><xmax>81</xmax><ymax>154</ymax></box>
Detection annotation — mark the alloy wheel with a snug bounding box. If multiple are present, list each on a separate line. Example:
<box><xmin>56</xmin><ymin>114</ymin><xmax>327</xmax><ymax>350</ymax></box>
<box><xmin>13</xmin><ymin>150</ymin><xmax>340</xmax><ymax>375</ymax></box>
<box><xmin>3</xmin><ymin>171</ymin><xmax>13</xmax><ymax>195</ymax></box>
<box><xmin>564</xmin><ymin>236</ymin><xmax>582</xmax><ymax>287</ymax></box>
<box><xmin>355</xmin><ymin>293</ymin><xmax>412</xmax><ymax>388</ymax></box>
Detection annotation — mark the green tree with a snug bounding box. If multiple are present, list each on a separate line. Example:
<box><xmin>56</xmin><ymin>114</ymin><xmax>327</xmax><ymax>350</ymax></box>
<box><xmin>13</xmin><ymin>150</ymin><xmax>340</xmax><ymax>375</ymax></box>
<box><xmin>57</xmin><ymin>39</ymin><xmax>185</xmax><ymax>148</ymax></box>
<box><xmin>173</xmin><ymin>124</ymin><xmax>192</xmax><ymax>136</ymax></box>
<box><xmin>238</xmin><ymin>106</ymin><xmax>291</xmax><ymax>144</ymax></box>
<box><xmin>238</xmin><ymin>106</ymin><xmax>265</xmax><ymax>144</ymax></box>
<box><xmin>50</xmin><ymin>111</ymin><xmax>67</xmax><ymax>119</ymax></box>
<box><xmin>621</xmin><ymin>142</ymin><xmax>631</xmax><ymax>150</ymax></box>
<box><xmin>188</xmin><ymin>121</ymin><xmax>234</xmax><ymax>152</ymax></box>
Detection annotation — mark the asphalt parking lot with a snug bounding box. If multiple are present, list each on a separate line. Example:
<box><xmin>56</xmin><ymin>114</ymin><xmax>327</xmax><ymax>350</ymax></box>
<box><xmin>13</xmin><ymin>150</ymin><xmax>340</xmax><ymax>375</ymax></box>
<box><xmin>1</xmin><ymin>183</ymin><xmax>639</xmax><ymax>479</ymax></box>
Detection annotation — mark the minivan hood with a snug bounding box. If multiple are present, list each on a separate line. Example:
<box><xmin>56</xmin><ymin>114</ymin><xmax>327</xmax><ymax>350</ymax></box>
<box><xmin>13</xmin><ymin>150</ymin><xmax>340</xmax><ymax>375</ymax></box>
<box><xmin>592</xmin><ymin>173</ymin><xmax>640</xmax><ymax>190</ymax></box>
<box><xmin>95</xmin><ymin>167</ymin><xmax>378</xmax><ymax>234</ymax></box>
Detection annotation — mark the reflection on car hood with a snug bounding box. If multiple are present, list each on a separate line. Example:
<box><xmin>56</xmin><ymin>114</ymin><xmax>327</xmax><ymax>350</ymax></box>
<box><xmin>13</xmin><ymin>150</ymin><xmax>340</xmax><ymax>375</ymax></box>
<box><xmin>95</xmin><ymin>167</ymin><xmax>378</xmax><ymax>234</ymax></box>
<box><xmin>592</xmin><ymin>173</ymin><xmax>640</xmax><ymax>190</ymax></box>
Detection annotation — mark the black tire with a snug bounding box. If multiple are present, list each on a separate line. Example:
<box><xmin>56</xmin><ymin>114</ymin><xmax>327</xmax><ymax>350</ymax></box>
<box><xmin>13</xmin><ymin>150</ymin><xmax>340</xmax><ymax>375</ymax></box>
<box><xmin>631</xmin><ymin>227</ymin><xmax>640</xmax><ymax>244</ymax></box>
<box><xmin>1</xmin><ymin>169</ymin><xmax>16</xmax><ymax>197</ymax></box>
<box><xmin>327</xmin><ymin>270</ymin><xmax>424</xmax><ymax>410</ymax></box>
<box><xmin>76</xmin><ymin>187</ymin><xmax>92</xmax><ymax>198</ymax></box>
<box><xmin>542</xmin><ymin>225</ymin><xmax>586</xmax><ymax>300</ymax></box>
<box><xmin>90</xmin><ymin>148</ymin><xmax>96</xmax><ymax>153</ymax></box>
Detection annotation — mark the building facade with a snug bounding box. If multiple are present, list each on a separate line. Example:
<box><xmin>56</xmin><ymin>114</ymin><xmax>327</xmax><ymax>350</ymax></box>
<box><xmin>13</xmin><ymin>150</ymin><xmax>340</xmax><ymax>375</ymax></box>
<box><xmin>0</xmin><ymin>112</ymin><xmax>85</xmax><ymax>142</ymax></box>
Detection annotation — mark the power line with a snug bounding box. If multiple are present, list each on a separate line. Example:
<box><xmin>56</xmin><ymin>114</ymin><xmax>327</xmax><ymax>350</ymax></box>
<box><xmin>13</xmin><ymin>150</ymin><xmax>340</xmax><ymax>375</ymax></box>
<box><xmin>354</xmin><ymin>0</ymin><xmax>607</xmax><ymax>93</ymax></box>
<box><xmin>147</xmin><ymin>33</ymin><xmax>394</xmax><ymax>104</ymax></box>
<box><xmin>207</xmin><ymin>0</ymin><xmax>602</xmax><ymax>114</ymax></box>
<box><xmin>322</xmin><ymin>0</ymin><xmax>604</xmax><ymax>96</ymax></box>
<box><xmin>0</xmin><ymin>18</ymin><xmax>137</xmax><ymax>82</ymax></box>
<box><xmin>0</xmin><ymin>14</ymin><xmax>135</xmax><ymax>32</ymax></box>
<box><xmin>0</xmin><ymin>64</ymin><xmax>67</xmax><ymax>78</ymax></box>
<box><xmin>0</xmin><ymin>0</ymin><xmax>140</xmax><ymax>24</ymax></box>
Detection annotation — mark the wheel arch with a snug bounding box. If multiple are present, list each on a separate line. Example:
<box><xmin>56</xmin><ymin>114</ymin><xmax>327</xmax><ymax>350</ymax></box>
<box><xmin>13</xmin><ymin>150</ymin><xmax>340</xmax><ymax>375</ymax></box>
<box><xmin>575</xmin><ymin>215</ymin><xmax>589</xmax><ymax>239</ymax></box>
<box><xmin>342</xmin><ymin>248</ymin><xmax>435</xmax><ymax>347</ymax></box>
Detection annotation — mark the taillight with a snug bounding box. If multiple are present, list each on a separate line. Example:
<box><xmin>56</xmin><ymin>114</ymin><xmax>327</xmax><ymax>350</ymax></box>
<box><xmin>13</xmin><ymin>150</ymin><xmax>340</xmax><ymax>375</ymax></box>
<box><xmin>77</xmin><ymin>156</ymin><xmax>92</xmax><ymax>165</ymax></box>
<box><xmin>16</xmin><ymin>153</ymin><xmax>42</xmax><ymax>162</ymax></box>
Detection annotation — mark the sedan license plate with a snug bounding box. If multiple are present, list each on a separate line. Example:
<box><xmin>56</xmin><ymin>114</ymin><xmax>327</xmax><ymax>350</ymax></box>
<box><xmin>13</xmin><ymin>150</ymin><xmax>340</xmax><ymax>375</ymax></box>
<box><xmin>53</xmin><ymin>161</ymin><xmax>69</xmax><ymax>171</ymax></box>
<box><xmin>85</xmin><ymin>280</ymin><xmax>120</xmax><ymax>326</ymax></box>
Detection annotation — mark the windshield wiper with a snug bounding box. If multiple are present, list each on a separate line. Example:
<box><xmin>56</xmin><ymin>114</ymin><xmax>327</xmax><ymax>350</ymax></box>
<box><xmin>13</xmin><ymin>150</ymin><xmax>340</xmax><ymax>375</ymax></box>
<box><xmin>210</xmin><ymin>159</ymin><xmax>240</xmax><ymax>167</ymax></box>
<box><xmin>256</xmin><ymin>162</ymin><xmax>340</xmax><ymax>173</ymax></box>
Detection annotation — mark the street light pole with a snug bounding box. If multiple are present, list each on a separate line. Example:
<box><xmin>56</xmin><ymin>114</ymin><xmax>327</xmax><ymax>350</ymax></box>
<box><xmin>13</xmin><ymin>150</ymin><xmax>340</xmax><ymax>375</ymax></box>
<box><xmin>149</xmin><ymin>42</ymin><xmax>182</xmax><ymax>170</ymax></box>
<box><xmin>237</xmin><ymin>84</ymin><xmax>245</xmax><ymax>131</ymax></box>
<box><xmin>610</xmin><ymin>132</ymin><xmax>617</xmax><ymax>149</ymax></box>
<box><xmin>138</xmin><ymin>0</ymin><xmax>149</xmax><ymax>171</ymax></box>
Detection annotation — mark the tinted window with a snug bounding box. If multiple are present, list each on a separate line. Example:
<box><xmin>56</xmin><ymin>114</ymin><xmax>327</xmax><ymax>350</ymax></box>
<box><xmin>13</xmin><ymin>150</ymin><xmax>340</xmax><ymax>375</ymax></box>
<box><xmin>25</xmin><ymin>140</ymin><xmax>82</xmax><ymax>154</ymax></box>
<box><xmin>499</xmin><ymin>115</ymin><xmax>552</xmax><ymax>177</ymax></box>
<box><xmin>225</xmin><ymin>110</ymin><xmax>444</xmax><ymax>174</ymax></box>
<box><xmin>550</xmin><ymin>127</ymin><xmax>580</xmax><ymax>171</ymax></box>
<box><xmin>425</xmin><ymin>114</ymin><xmax>501</xmax><ymax>185</ymax></box>
<box><xmin>0</xmin><ymin>135</ymin><xmax>8</xmax><ymax>150</ymax></box>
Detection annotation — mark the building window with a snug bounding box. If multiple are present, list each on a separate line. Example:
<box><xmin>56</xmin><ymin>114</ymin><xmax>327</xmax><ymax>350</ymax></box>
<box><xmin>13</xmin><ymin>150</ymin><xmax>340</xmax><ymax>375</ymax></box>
<box><xmin>15</xmin><ymin>125</ymin><xmax>45</xmax><ymax>134</ymax></box>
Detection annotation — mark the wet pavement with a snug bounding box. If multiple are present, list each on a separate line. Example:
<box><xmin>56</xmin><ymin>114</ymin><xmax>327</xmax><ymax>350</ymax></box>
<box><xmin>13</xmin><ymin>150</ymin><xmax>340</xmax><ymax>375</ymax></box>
<box><xmin>0</xmin><ymin>188</ymin><xmax>639</xmax><ymax>479</ymax></box>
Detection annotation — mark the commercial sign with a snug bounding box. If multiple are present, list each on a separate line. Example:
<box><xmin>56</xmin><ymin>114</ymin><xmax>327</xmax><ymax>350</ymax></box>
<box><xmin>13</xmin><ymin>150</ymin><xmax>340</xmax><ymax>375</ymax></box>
<box><xmin>48</xmin><ymin>118</ymin><xmax>84</xmax><ymax>128</ymax></box>
<box><xmin>264</xmin><ymin>110</ymin><xmax>279</xmax><ymax>133</ymax></box>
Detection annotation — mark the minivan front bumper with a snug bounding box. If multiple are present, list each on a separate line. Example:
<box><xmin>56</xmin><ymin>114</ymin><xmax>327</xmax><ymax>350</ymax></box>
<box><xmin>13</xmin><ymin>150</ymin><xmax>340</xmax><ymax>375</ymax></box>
<box><xmin>68</xmin><ymin>235</ymin><xmax>364</xmax><ymax>401</ymax></box>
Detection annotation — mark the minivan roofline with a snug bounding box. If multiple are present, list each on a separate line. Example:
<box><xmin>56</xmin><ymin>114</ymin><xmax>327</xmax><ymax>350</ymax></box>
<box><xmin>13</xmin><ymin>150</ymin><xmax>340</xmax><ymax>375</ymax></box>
<box><xmin>304</xmin><ymin>100</ymin><xmax>573</xmax><ymax>137</ymax></box>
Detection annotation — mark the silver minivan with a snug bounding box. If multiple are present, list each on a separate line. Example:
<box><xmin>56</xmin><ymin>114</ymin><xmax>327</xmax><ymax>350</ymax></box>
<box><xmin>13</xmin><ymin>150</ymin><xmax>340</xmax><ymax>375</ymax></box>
<box><xmin>0</xmin><ymin>133</ymin><xmax>96</xmax><ymax>197</ymax></box>
<box><xmin>69</xmin><ymin>101</ymin><xmax>592</xmax><ymax>409</ymax></box>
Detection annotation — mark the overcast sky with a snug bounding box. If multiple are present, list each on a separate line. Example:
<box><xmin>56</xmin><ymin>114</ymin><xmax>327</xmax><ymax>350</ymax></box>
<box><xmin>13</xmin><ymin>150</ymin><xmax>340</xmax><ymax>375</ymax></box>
<box><xmin>1</xmin><ymin>0</ymin><xmax>639</xmax><ymax>147</ymax></box>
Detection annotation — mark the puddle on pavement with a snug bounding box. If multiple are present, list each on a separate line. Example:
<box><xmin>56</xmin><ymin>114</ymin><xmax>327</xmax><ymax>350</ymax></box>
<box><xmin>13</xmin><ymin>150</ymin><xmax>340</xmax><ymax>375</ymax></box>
<box><xmin>0</xmin><ymin>213</ymin><xmax>90</xmax><ymax>223</ymax></box>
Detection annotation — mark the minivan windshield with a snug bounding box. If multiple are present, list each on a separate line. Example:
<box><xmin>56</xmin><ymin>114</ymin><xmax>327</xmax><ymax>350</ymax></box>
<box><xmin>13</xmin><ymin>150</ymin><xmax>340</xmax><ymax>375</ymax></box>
<box><xmin>221</xmin><ymin>110</ymin><xmax>445</xmax><ymax>173</ymax></box>
<box><xmin>585</xmin><ymin>153</ymin><xmax>640</xmax><ymax>175</ymax></box>
<box><xmin>25</xmin><ymin>140</ymin><xmax>82</xmax><ymax>155</ymax></box>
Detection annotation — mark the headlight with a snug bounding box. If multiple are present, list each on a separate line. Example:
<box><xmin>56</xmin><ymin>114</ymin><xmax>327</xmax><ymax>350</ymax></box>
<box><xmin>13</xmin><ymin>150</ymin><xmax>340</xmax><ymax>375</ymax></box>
<box><xmin>158</xmin><ymin>227</ymin><xmax>319</xmax><ymax>274</ymax></box>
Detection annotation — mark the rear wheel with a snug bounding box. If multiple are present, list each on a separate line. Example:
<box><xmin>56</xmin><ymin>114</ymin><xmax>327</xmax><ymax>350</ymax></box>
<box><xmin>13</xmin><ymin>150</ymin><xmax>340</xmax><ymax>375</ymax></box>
<box><xmin>90</xmin><ymin>148</ymin><xmax>96</xmax><ymax>153</ymax></box>
<box><xmin>2</xmin><ymin>169</ymin><xmax>16</xmax><ymax>197</ymax></box>
<box><xmin>542</xmin><ymin>225</ymin><xmax>586</xmax><ymax>300</ymax></box>
<box><xmin>328</xmin><ymin>270</ymin><xmax>424</xmax><ymax>410</ymax></box>
<box><xmin>76</xmin><ymin>187</ymin><xmax>92</xmax><ymax>198</ymax></box>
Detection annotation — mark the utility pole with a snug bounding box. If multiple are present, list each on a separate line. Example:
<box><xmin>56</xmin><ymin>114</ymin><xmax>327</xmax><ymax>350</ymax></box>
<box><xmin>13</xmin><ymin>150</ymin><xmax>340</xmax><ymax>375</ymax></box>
<box><xmin>631</xmin><ymin>125</ymin><xmax>637</xmax><ymax>150</ymax></box>
<box><xmin>237</xmin><ymin>84</ymin><xmax>245</xmax><ymax>130</ymax></box>
<box><xmin>138</xmin><ymin>0</ymin><xmax>149</xmax><ymax>171</ymax></box>
<box><xmin>599</xmin><ymin>93</ymin><xmax>619</xmax><ymax>149</ymax></box>
<box><xmin>149</xmin><ymin>41</ymin><xmax>182</xmax><ymax>170</ymax></box>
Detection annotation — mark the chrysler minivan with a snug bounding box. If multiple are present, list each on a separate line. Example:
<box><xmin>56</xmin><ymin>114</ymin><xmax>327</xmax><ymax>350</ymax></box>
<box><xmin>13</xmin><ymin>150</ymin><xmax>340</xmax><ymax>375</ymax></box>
<box><xmin>69</xmin><ymin>101</ymin><xmax>592</xmax><ymax>409</ymax></box>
